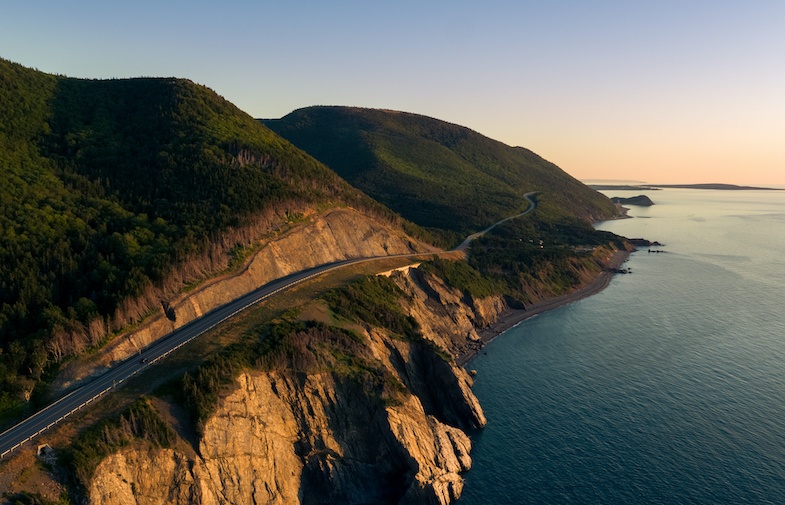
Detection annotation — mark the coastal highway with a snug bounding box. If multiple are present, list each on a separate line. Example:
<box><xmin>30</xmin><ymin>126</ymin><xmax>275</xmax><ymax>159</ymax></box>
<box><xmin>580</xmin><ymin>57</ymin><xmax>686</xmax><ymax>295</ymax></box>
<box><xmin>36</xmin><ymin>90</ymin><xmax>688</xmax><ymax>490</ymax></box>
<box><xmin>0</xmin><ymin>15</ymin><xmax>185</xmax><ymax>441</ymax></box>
<box><xmin>0</xmin><ymin>194</ymin><xmax>537</xmax><ymax>459</ymax></box>
<box><xmin>0</xmin><ymin>259</ymin><xmax>393</xmax><ymax>459</ymax></box>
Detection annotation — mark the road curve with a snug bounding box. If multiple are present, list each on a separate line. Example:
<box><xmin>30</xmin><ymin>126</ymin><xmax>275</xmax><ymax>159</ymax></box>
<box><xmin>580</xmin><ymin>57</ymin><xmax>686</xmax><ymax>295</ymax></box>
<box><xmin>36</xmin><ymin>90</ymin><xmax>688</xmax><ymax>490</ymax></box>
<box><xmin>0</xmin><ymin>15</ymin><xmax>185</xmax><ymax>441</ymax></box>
<box><xmin>0</xmin><ymin>195</ymin><xmax>537</xmax><ymax>459</ymax></box>
<box><xmin>455</xmin><ymin>192</ymin><xmax>537</xmax><ymax>251</ymax></box>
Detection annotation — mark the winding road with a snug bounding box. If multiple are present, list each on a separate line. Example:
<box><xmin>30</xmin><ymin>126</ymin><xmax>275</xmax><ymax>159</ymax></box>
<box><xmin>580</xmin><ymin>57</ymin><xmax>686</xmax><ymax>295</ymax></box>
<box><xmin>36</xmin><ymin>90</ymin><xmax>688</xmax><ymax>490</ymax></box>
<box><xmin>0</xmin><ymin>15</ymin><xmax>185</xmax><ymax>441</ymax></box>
<box><xmin>0</xmin><ymin>193</ymin><xmax>537</xmax><ymax>459</ymax></box>
<box><xmin>455</xmin><ymin>192</ymin><xmax>536</xmax><ymax>251</ymax></box>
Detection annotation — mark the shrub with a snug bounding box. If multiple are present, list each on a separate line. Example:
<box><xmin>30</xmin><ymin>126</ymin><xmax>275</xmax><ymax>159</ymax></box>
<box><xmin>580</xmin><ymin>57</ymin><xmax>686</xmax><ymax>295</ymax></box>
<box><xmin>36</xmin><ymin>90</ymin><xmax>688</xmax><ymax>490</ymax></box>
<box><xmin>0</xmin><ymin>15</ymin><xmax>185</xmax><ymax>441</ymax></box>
<box><xmin>61</xmin><ymin>398</ymin><xmax>175</xmax><ymax>488</ymax></box>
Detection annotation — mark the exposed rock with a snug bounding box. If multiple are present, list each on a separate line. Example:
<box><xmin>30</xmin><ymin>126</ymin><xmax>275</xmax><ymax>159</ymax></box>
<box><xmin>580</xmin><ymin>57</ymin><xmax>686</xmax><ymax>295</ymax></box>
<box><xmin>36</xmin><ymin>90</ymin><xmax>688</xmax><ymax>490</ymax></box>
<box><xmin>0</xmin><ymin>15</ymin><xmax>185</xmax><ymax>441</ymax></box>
<box><xmin>395</xmin><ymin>267</ymin><xmax>506</xmax><ymax>360</ymax></box>
<box><xmin>88</xmin><ymin>265</ymin><xmax>494</xmax><ymax>505</ymax></box>
<box><xmin>58</xmin><ymin>208</ymin><xmax>435</xmax><ymax>387</ymax></box>
<box><xmin>627</xmin><ymin>238</ymin><xmax>663</xmax><ymax>247</ymax></box>
<box><xmin>90</xmin><ymin>448</ymin><xmax>196</xmax><ymax>505</ymax></box>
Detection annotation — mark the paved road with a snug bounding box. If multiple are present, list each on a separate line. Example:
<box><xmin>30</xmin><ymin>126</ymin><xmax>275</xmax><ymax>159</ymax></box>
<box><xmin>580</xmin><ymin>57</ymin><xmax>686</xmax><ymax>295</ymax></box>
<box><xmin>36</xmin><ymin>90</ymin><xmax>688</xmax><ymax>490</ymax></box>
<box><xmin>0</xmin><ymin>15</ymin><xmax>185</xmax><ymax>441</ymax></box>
<box><xmin>0</xmin><ymin>259</ymin><xmax>382</xmax><ymax>458</ymax></box>
<box><xmin>455</xmin><ymin>192</ymin><xmax>536</xmax><ymax>251</ymax></box>
<box><xmin>0</xmin><ymin>196</ymin><xmax>537</xmax><ymax>459</ymax></box>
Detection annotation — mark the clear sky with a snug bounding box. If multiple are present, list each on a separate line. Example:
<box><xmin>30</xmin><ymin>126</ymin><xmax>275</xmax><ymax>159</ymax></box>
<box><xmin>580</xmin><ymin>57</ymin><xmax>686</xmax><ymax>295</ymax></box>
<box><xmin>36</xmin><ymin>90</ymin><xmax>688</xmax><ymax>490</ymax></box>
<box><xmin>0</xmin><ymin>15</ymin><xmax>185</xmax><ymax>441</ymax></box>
<box><xmin>2</xmin><ymin>1</ymin><xmax>783</xmax><ymax>185</ymax></box>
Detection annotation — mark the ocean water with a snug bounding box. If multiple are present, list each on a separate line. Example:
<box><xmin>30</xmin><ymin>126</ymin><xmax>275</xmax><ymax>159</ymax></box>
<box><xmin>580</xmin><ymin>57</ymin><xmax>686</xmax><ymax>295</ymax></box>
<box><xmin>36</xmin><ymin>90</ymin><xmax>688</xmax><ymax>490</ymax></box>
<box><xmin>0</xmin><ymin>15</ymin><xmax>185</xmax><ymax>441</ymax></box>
<box><xmin>458</xmin><ymin>188</ymin><xmax>785</xmax><ymax>504</ymax></box>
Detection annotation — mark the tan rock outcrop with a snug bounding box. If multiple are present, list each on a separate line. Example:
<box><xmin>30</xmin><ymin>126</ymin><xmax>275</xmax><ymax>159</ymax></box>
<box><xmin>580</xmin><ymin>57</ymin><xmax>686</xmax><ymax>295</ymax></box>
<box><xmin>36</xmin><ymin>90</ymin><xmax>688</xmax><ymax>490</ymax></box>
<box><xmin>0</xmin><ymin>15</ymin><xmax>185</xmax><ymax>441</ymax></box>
<box><xmin>394</xmin><ymin>267</ymin><xmax>507</xmax><ymax>359</ymax></box>
<box><xmin>89</xmin><ymin>448</ymin><xmax>196</xmax><ymax>505</ymax></box>
<box><xmin>88</xmin><ymin>265</ymin><xmax>499</xmax><ymax>505</ymax></box>
<box><xmin>60</xmin><ymin>208</ymin><xmax>433</xmax><ymax>387</ymax></box>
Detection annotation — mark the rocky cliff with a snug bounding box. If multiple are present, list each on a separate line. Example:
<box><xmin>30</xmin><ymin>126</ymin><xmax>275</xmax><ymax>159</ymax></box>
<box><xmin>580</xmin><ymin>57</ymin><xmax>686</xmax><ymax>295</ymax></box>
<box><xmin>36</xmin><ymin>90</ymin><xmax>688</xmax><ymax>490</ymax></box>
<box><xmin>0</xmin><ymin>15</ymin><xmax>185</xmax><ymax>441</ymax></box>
<box><xmin>57</xmin><ymin>208</ymin><xmax>435</xmax><ymax>388</ymax></box>
<box><xmin>87</xmin><ymin>267</ymin><xmax>496</xmax><ymax>505</ymax></box>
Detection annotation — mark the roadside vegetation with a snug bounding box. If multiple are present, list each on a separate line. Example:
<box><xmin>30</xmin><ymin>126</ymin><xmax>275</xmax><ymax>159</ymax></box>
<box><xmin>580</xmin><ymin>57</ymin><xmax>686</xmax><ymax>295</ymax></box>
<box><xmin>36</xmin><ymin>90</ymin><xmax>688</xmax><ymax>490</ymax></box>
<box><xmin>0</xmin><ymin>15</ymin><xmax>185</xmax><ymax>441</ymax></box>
<box><xmin>419</xmin><ymin>205</ymin><xmax>626</xmax><ymax>304</ymax></box>
<box><xmin>0</xmin><ymin>59</ymin><xmax>433</xmax><ymax>428</ymax></box>
<box><xmin>467</xmin><ymin>209</ymin><xmax>626</xmax><ymax>301</ymax></box>
<box><xmin>2</xmin><ymin>58</ymin><xmax>629</xmax><ymax>501</ymax></box>
<box><xmin>323</xmin><ymin>276</ymin><xmax>421</xmax><ymax>341</ymax></box>
<box><xmin>176</xmin><ymin>277</ymin><xmax>430</xmax><ymax>436</ymax></box>
<box><xmin>60</xmin><ymin>397</ymin><xmax>175</xmax><ymax>491</ymax></box>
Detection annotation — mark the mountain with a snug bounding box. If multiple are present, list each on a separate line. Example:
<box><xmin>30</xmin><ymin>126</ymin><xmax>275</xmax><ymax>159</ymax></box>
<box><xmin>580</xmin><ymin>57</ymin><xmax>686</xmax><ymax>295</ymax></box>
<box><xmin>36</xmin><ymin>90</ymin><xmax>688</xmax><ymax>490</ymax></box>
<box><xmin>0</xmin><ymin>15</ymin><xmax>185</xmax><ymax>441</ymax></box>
<box><xmin>0</xmin><ymin>59</ymin><xmax>407</xmax><ymax>423</ymax></box>
<box><xmin>264</xmin><ymin>106</ymin><xmax>617</xmax><ymax>234</ymax></box>
<box><xmin>1</xmin><ymin>60</ymin><xmax>630</xmax><ymax>504</ymax></box>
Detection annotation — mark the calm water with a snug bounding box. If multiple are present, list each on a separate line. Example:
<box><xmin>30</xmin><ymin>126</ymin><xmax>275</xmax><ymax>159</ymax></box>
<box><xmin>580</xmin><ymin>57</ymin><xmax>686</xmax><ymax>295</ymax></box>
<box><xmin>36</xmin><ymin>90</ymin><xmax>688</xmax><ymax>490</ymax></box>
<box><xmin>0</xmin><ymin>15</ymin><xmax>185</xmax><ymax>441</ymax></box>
<box><xmin>459</xmin><ymin>188</ymin><xmax>785</xmax><ymax>504</ymax></box>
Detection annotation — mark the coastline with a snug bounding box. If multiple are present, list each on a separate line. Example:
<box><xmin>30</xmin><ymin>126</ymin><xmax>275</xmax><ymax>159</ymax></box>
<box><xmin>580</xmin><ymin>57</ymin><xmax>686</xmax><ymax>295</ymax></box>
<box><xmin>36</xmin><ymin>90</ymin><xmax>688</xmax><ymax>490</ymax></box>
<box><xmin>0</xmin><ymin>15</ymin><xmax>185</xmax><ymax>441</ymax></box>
<box><xmin>457</xmin><ymin>249</ymin><xmax>631</xmax><ymax>366</ymax></box>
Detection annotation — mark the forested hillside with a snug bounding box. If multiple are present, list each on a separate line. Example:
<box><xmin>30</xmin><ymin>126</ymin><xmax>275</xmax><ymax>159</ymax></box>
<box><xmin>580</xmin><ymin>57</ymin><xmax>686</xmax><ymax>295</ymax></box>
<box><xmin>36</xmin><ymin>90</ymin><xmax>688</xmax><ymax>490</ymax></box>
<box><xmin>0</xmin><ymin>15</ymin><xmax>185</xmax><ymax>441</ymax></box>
<box><xmin>0</xmin><ymin>60</ymin><xmax>622</xmax><ymax>433</ymax></box>
<box><xmin>265</xmin><ymin>106</ymin><xmax>617</xmax><ymax>234</ymax></box>
<box><xmin>0</xmin><ymin>59</ymin><xmax>398</xmax><ymax>423</ymax></box>
<box><xmin>1</xmin><ymin>59</ymin><xmax>631</xmax><ymax>503</ymax></box>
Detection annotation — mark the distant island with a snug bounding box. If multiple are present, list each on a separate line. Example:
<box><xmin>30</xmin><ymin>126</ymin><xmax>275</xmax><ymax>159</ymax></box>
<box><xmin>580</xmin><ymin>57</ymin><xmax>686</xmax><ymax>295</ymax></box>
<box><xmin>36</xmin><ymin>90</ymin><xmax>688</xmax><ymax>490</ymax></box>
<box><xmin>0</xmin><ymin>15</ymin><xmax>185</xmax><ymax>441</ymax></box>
<box><xmin>611</xmin><ymin>195</ymin><xmax>654</xmax><ymax>206</ymax></box>
<box><xmin>590</xmin><ymin>185</ymin><xmax>661</xmax><ymax>191</ymax></box>
<box><xmin>648</xmin><ymin>183</ymin><xmax>782</xmax><ymax>191</ymax></box>
<box><xmin>591</xmin><ymin>183</ymin><xmax>782</xmax><ymax>191</ymax></box>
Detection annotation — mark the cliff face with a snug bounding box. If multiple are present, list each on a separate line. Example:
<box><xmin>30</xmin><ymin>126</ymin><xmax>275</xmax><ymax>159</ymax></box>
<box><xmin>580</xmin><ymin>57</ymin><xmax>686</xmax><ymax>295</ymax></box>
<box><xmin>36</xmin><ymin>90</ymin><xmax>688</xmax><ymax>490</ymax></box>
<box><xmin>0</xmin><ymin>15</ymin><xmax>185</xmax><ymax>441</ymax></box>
<box><xmin>58</xmin><ymin>208</ymin><xmax>434</xmax><ymax>387</ymax></box>
<box><xmin>395</xmin><ymin>267</ymin><xmax>507</xmax><ymax>359</ymax></box>
<box><xmin>88</xmin><ymin>268</ymin><xmax>495</xmax><ymax>505</ymax></box>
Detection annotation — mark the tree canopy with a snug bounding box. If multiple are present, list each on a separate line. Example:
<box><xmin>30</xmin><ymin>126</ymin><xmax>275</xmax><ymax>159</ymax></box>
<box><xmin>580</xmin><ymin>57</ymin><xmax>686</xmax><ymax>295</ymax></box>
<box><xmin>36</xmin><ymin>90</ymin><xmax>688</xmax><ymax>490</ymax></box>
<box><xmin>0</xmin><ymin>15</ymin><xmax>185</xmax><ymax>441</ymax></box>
<box><xmin>265</xmin><ymin>106</ymin><xmax>617</xmax><ymax>235</ymax></box>
<box><xmin>0</xmin><ymin>59</ymin><xmax>394</xmax><ymax>424</ymax></box>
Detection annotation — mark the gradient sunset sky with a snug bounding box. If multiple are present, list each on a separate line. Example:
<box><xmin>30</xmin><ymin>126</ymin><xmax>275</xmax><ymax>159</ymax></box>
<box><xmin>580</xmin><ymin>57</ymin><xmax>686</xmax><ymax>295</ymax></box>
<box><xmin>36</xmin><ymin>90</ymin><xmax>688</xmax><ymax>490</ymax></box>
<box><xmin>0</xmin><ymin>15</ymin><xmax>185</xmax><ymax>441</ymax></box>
<box><xmin>2</xmin><ymin>1</ymin><xmax>783</xmax><ymax>185</ymax></box>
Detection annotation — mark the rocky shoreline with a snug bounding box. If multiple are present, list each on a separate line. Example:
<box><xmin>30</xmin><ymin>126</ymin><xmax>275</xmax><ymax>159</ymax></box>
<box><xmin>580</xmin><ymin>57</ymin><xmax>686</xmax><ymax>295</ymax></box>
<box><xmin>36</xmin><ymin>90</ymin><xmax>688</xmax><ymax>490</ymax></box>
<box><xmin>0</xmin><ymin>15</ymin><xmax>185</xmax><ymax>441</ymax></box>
<box><xmin>457</xmin><ymin>250</ymin><xmax>631</xmax><ymax>366</ymax></box>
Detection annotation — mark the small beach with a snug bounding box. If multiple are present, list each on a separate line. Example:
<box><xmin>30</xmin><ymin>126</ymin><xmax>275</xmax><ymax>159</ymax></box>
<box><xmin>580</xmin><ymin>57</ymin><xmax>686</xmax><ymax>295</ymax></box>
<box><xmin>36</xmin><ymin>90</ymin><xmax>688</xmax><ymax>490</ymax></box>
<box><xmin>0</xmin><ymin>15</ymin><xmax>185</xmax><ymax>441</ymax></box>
<box><xmin>460</xmin><ymin>188</ymin><xmax>785</xmax><ymax>505</ymax></box>
<box><xmin>458</xmin><ymin>249</ymin><xmax>630</xmax><ymax>366</ymax></box>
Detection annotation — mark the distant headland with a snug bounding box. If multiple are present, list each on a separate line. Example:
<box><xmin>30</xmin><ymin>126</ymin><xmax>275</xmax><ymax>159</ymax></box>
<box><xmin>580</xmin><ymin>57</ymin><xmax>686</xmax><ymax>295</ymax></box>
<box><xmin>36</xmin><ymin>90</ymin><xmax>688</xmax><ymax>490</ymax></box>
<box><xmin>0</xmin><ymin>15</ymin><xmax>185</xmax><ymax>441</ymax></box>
<box><xmin>610</xmin><ymin>195</ymin><xmax>655</xmax><ymax>206</ymax></box>
<box><xmin>590</xmin><ymin>183</ymin><xmax>782</xmax><ymax>191</ymax></box>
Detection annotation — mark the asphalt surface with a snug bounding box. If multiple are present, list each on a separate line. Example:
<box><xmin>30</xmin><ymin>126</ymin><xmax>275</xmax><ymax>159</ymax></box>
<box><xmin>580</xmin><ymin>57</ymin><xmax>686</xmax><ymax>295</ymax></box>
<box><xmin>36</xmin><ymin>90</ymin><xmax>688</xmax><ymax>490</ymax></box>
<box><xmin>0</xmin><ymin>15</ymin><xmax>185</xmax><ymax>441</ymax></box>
<box><xmin>0</xmin><ymin>196</ymin><xmax>537</xmax><ymax>459</ymax></box>
<box><xmin>0</xmin><ymin>259</ymin><xmax>366</xmax><ymax>458</ymax></box>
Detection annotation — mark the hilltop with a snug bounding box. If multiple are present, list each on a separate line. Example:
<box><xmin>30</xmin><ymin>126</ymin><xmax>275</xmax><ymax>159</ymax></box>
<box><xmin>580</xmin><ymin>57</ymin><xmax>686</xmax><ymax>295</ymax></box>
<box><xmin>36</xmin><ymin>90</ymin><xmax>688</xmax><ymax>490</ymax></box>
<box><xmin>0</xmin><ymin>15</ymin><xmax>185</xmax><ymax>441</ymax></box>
<box><xmin>264</xmin><ymin>106</ymin><xmax>617</xmax><ymax>236</ymax></box>
<box><xmin>0</xmin><ymin>58</ymin><xmax>410</xmax><ymax>425</ymax></box>
<box><xmin>1</xmin><ymin>60</ymin><xmax>629</xmax><ymax>504</ymax></box>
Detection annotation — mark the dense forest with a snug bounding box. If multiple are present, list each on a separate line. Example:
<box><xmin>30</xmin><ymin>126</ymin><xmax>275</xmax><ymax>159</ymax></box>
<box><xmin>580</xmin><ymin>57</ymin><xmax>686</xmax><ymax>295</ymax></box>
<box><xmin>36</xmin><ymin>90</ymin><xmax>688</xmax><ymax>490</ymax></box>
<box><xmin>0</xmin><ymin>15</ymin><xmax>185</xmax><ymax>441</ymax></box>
<box><xmin>0</xmin><ymin>54</ymin><xmax>636</xmax><ymax>504</ymax></box>
<box><xmin>265</xmin><ymin>106</ymin><xmax>617</xmax><ymax>235</ymax></box>
<box><xmin>0</xmin><ymin>59</ymin><xmax>405</xmax><ymax>425</ymax></box>
<box><xmin>0</xmin><ymin>59</ymin><xmax>622</xmax><ymax>432</ymax></box>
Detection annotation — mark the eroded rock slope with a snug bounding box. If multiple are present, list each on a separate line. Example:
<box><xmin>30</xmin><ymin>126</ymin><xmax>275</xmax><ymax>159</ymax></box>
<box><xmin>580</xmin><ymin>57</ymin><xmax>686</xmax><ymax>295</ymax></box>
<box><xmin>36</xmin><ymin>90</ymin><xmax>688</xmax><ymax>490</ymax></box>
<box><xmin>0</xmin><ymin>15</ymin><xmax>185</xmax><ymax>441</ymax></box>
<box><xmin>59</xmin><ymin>208</ymin><xmax>433</xmax><ymax>387</ymax></box>
<box><xmin>88</xmin><ymin>268</ymin><xmax>498</xmax><ymax>505</ymax></box>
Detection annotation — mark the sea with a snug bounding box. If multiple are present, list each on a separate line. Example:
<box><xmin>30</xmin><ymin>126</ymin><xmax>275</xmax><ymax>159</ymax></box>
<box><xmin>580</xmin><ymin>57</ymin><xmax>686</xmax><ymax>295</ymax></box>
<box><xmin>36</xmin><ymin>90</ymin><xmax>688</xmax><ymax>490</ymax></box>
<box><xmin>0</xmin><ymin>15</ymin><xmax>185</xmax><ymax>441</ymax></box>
<box><xmin>458</xmin><ymin>187</ymin><xmax>785</xmax><ymax>504</ymax></box>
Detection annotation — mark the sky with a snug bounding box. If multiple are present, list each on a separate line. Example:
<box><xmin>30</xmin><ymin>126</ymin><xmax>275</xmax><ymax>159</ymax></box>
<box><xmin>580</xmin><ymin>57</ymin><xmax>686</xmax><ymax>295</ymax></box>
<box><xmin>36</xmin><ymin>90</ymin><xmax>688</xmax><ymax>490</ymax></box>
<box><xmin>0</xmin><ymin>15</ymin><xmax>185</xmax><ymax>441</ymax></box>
<box><xmin>2</xmin><ymin>1</ymin><xmax>784</xmax><ymax>185</ymax></box>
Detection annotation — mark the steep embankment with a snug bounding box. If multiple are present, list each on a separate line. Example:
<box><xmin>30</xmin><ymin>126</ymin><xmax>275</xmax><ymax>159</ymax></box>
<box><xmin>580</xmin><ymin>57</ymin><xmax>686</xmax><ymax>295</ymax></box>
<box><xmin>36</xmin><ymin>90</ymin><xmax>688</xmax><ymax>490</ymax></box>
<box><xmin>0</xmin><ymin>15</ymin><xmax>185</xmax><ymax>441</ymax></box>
<box><xmin>0</xmin><ymin>58</ymin><xmax>421</xmax><ymax>425</ymax></box>
<box><xmin>86</xmin><ymin>267</ymin><xmax>498</xmax><ymax>505</ymax></box>
<box><xmin>57</xmin><ymin>207</ymin><xmax>435</xmax><ymax>388</ymax></box>
<box><xmin>83</xmin><ymin>244</ymin><xmax>624</xmax><ymax>504</ymax></box>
